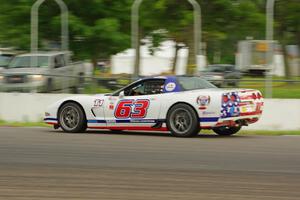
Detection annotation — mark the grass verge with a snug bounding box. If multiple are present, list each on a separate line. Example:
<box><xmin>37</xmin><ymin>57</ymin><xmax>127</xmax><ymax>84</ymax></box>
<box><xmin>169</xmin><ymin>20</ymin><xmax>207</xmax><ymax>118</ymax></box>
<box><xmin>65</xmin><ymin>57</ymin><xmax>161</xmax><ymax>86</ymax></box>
<box><xmin>239</xmin><ymin>76</ymin><xmax>300</xmax><ymax>99</ymax></box>
<box><xmin>197</xmin><ymin>130</ymin><xmax>300</xmax><ymax>136</ymax></box>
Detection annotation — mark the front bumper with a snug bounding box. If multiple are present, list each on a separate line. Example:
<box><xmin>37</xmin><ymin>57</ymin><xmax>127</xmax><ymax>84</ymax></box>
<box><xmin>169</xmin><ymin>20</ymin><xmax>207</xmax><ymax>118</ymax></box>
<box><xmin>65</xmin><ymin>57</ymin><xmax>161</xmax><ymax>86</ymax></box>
<box><xmin>0</xmin><ymin>81</ymin><xmax>45</xmax><ymax>92</ymax></box>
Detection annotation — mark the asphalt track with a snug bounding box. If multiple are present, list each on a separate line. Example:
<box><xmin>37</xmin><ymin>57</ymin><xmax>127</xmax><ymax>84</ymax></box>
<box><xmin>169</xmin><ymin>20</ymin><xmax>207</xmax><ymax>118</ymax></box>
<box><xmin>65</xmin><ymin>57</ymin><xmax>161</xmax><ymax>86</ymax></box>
<box><xmin>0</xmin><ymin>127</ymin><xmax>300</xmax><ymax>200</ymax></box>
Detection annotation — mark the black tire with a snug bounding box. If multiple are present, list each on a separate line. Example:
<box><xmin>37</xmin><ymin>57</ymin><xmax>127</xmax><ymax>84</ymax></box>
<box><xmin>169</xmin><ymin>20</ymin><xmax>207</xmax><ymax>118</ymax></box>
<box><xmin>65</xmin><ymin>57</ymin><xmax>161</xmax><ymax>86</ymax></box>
<box><xmin>58</xmin><ymin>102</ymin><xmax>87</xmax><ymax>133</ymax></box>
<box><xmin>166</xmin><ymin>104</ymin><xmax>200</xmax><ymax>137</ymax></box>
<box><xmin>213</xmin><ymin>126</ymin><xmax>241</xmax><ymax>136</ymax></box>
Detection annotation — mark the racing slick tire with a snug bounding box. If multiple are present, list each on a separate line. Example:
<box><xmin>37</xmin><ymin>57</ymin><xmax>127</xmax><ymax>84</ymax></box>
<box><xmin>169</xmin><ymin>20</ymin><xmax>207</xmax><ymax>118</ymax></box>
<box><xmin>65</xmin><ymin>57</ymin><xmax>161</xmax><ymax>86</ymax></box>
<box><xmin>167</xmin><ymin>104</ymin><xmax>200</xmax><ymax>137</ymax></box>
<box><xmin>213</xmin><ymin>126</ymin><xmax>241</xmax><ymax>136</ymax></box>
<box><xmin>58</xmin><ymin>102</ymin><xmax>87</xmax><ymax>133</ymax></box>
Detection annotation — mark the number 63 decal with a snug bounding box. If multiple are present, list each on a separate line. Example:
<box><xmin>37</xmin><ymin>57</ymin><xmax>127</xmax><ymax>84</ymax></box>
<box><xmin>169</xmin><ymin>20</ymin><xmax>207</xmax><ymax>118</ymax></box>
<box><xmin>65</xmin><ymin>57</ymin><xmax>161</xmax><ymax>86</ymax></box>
<box><xmin>114</xmin><ymin>99</ymin><xmax>150</xmax><ymax>119</ymax></box>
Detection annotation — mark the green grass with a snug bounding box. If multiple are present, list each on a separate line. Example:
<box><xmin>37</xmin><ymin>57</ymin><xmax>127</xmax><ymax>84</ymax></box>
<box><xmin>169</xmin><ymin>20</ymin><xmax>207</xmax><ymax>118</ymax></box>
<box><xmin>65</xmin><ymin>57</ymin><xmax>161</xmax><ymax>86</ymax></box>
<box><xmin>201</xmin><ymin>130</ymin><xmax>300</xmax><ymax>136</ymax></box>
<box><xmin>238</xmin><ymin>77</ymin><xmax>300</xmax><ymax>99</ymax></box>
<box><xmin>83</xmin><ymin>82</ymin><xmax>113</xmax><ymax>94</ymax></box>
<box><xmin>0</xmin><ymin>120</ymin><xmax>299</xmax><ymax>136</ymax></box>
<box><xmin>239</xmin><ymin>130</ymin><xmax>300</xmax><ymax>136</ymax></box>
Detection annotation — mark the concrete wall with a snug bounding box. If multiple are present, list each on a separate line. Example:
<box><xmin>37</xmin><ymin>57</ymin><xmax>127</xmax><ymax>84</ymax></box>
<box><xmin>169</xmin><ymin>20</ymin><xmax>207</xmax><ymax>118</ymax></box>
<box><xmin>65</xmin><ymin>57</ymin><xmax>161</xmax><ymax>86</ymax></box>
<box><xmin>0</xmin><ymin>93</ymin><xmax>73</xmax><ymax>122</ymax></box>
<box><xmin>0</xmin><ymin>93</ymin><xmax>299</xmax><ymax>130</ymax></box>
<box><xmin>244</xmin><ymin>99</ymin><xmax>300</xmax><ymax>131</ymax></box>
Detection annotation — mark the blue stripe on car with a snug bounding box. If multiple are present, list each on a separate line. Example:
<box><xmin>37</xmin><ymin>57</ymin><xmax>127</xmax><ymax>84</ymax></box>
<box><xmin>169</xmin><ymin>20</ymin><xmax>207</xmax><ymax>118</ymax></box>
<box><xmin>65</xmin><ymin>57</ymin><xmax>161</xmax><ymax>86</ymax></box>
<box><xmin>44</xmin><ymin>118</ymin><xmax>57</xmax><ymax>121</ymax></box>
<box><xmin>199</xmin><ymin>117</ymin><xmax>219</xmax><ymax>122</ymax></box>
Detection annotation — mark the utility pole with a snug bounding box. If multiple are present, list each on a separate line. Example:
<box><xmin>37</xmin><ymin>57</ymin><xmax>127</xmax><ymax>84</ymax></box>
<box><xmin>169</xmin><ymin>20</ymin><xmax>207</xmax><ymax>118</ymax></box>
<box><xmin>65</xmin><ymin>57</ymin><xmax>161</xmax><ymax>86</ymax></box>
<box><xmin>265</xmin><ymin>0</ymin><xmax>275</xmax><ymax>98</ymax></box>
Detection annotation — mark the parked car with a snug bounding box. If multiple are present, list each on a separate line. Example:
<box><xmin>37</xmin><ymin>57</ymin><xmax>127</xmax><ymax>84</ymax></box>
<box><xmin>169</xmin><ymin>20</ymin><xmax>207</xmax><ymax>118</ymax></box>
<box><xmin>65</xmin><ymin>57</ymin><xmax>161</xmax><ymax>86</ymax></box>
<box><xmin>0</xmin><ymin>51</ymin><xmax>87</xmax><ymax>93</ymax></box>
<box><xmin>199</xmin><ymin>64</ymin><xmax>242</xmax><ymax>87</ymax></box>
<box><xmin>45</xmin><ymin>76</ymin><xmax>264</xmax><ymax>137</ymax></box>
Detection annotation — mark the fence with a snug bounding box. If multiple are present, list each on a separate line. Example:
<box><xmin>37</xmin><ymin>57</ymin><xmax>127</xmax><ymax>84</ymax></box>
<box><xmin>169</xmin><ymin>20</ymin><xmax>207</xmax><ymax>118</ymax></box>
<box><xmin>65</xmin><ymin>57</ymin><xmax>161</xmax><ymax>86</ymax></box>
<box><xmin>0</xmin><ymin>72</ymin><xmax>300</xmax><ymax>98</ymax></box>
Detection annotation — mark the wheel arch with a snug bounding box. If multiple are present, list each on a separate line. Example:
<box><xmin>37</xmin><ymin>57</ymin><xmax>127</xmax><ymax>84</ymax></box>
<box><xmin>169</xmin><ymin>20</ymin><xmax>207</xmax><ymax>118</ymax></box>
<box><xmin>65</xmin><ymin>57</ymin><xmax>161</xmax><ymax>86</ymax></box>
<box><xmin>166</xmin><ymin>102</ymin><xmax>199</xmax><ymax>121</ymax></box>
<box><xmin>57</xmin><ymin>100</ymin><xmax>87</xmax><ymax>123</ymax></box>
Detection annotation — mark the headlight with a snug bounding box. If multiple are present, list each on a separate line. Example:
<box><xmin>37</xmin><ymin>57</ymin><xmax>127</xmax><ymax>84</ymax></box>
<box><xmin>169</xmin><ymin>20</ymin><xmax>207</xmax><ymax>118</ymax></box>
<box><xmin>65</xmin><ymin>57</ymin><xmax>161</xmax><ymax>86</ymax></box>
<box><xmin>29</xmin><ymin>74</ymin><xmax>44</xmax><ymax>81</ymax></box>
<box><xmin>212</xmin><ymin>75</ymin><xmax>223</xmax><ymax>80</ymax></box>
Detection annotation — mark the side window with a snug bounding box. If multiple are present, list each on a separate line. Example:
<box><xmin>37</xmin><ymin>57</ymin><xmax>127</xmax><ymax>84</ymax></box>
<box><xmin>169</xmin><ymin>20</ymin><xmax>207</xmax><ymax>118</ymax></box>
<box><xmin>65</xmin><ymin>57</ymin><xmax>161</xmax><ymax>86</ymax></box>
<box><xmin>54</xmin><ymin>55</ymin><xmax>65</xmax><ymax>68</ymax></box>
<box><xmin>124</xmin><ymin>79</ymin><xmax>165</xmax><ymax>96</ymax></box>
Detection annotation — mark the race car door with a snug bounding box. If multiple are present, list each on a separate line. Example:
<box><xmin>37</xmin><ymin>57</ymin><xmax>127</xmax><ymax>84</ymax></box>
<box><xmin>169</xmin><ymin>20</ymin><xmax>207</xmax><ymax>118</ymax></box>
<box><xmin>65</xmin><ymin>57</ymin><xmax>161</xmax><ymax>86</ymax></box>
<box><xmin>104</xmin><ymin>78</ymin><xmax>165</xmax><ymax>129</ymax></box>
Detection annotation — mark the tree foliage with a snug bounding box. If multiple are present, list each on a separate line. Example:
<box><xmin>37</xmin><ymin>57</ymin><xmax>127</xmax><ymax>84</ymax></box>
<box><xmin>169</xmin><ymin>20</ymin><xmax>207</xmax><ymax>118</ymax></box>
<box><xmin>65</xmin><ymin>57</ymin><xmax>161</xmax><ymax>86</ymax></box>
<box><xmin>0</xmin><ymin>0</ymin><xmax>131</xmax><ymax>63</ymax></box>
<box><xmin>0</xmin><ymin>0</ymin><xmax>299</xmax><ymax>66</ymax></box>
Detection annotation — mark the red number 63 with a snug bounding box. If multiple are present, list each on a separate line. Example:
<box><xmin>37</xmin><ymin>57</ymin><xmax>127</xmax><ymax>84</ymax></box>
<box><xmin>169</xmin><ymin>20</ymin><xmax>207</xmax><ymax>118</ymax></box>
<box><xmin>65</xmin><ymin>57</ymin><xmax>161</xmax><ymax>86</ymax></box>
<box><xmin>114</xmin><ymin>99</ymin><xmax>150</xmax><ymax>119</ymax></box>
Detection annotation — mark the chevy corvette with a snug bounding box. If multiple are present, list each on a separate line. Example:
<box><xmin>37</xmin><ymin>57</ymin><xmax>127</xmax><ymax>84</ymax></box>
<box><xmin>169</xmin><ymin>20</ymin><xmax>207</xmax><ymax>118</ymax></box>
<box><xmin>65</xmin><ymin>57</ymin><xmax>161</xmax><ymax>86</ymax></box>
<box><xmin>45</xmin><ymin>76</ymin><xmax>263</xmax><ymax>137</ymax></box>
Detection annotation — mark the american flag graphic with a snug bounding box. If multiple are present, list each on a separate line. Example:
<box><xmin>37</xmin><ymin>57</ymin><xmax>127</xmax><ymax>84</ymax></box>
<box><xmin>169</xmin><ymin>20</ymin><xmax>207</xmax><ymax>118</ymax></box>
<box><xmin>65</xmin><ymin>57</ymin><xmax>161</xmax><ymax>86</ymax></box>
<box><xmin>221</xmin><ymin>92</ymin><xmax>241</xmax><ymax>118</ymax></box>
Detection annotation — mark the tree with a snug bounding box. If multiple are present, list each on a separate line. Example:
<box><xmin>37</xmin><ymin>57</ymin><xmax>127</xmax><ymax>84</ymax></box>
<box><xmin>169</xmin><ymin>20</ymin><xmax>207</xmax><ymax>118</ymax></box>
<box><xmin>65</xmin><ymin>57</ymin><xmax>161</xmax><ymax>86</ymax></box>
<box><xmin>140</xmin><ymin>0</ymin><xmax>195</xmax><ymax>74</ymax></box>
<box><xmin>0</xmin><ymin>0</ymin><xmax>298</xmax><ymax>75</ymax></box>
<box><xmin>0</xmin><ymin>0</ymin><xmax>131</xmax><ymax>70</ymax></box>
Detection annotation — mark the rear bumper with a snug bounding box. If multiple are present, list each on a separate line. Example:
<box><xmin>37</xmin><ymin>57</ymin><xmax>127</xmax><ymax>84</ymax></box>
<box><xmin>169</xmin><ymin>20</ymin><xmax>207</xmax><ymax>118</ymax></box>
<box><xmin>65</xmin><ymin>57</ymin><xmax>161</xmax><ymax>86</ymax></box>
<box><xmin>201</xmin><ymin>90</ymin><xmax>264</xmax><ymax>129</ymax></box>
<box><xmin>200</xmin><ymin>114</ymin><xmax>262</xmax><ymax>129</ymax></box>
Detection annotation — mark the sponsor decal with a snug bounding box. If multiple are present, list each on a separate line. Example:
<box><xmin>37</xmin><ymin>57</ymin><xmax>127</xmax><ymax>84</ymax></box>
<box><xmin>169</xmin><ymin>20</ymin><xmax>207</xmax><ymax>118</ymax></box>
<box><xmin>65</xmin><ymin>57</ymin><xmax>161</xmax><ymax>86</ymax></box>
<box><xmin>221</xmin><ymin>92</ymin><xmax>241</xmax><ymax>118</ymax></box>
<box><xmin>196</xmin><ymin>95</ymin><xmax>210</xmax><ymax>110</ymax></box>
<box><xmin>109</xmin><ymin>104</ymin><xmax>114</xmax><ymax>110</ymax></box>
<box><xmin>202</xmin><ymin>111</ymin><xmax>216</xmax><ymax>115</ymax></box>
<box><xmin>130</xmin><ymin>119</ymin><xmax>156</xmax><ymax>123</ymax></box>
<box><xmin>165</xmin><ymin>82</ymin><xmax>177</xmax><ymax>92</ymax></box>
<box><xmin>94</xmin><ymin>99</ymin><xmax>104</xmax><ymax>107</ymax></box>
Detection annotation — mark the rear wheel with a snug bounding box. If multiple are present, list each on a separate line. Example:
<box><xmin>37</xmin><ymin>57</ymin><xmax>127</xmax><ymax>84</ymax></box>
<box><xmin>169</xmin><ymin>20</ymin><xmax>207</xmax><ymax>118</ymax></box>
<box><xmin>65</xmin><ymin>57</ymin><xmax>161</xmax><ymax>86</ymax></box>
<box><xmin>213</xmin><ymin>126</ymin><xmax>241</xmax><ymax>136</ymax></box>
<box><xmin>167</xmin><ymin>104</ymin><xmax>200</xmax><ymax>137</ymax></box>
<box><xmin>58</xmin><ymin>102</ymin><xmax>87</xmax><ymax>133</ymax></box>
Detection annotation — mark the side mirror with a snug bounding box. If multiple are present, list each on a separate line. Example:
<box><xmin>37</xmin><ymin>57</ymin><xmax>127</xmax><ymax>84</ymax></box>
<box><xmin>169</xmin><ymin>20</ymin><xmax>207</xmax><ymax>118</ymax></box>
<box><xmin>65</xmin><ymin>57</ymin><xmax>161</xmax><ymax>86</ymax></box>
<box><xmin>119</xmin><ymin>91</ymin><xmax>125</xmax><ymax>99</ymax></box>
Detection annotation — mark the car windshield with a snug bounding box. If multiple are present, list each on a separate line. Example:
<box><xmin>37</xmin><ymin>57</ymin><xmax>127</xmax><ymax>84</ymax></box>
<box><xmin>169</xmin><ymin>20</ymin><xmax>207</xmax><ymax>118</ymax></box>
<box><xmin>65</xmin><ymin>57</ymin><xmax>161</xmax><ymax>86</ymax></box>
<box><xmin>0</xmin><ymin>55</ymin><xmax>13</xmax><ymax>67</ymax></box>
<box><xmin>177</xmin><ymin>77</ymin><xmax>217</xmax><ymax>91</ymax></box>
<box><xmin>8</xmin><ymin>56</ymin><xmax>49</xmax><ymax>68</ymax></box>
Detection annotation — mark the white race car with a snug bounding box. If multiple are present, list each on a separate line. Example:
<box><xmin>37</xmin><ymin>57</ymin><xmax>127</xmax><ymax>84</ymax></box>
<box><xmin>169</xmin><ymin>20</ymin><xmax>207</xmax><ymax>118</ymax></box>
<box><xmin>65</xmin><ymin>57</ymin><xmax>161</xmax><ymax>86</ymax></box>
<box><xmin>45</xmin><ymin>76</ymin><xmax>264</xmax><ymax>137</ymax></box>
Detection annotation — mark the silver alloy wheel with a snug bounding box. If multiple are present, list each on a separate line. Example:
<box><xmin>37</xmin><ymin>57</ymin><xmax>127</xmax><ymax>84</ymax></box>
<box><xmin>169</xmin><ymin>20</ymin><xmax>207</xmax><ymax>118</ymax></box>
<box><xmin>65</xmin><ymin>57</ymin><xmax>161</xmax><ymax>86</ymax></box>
<box><xmin>169</xmin><ymin>108</ymin><xmax>193</xmax><ymax>135</ymax></box>
<box><xmin>60</xmin><ymin>106</ymin><xmax>80</xmax><ymax>131</ymax></box>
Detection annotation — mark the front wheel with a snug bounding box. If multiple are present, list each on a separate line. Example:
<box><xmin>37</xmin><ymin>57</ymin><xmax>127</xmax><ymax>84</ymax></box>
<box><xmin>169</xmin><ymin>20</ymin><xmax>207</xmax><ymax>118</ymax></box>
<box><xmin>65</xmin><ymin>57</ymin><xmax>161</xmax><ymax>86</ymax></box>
<box><xmin>213</xmin><ymin>126</ymin><xmax>241</xmax><ymax>136</ymax></box>
<box><xmin>166</xmin><ymin>104</ymin><xmax>200</xmax><ymax>137</ymax></box>
<box><xmin>58</xmin><ymin>102</ymin><xmax>87</xmax><ymax>133</ymax></box>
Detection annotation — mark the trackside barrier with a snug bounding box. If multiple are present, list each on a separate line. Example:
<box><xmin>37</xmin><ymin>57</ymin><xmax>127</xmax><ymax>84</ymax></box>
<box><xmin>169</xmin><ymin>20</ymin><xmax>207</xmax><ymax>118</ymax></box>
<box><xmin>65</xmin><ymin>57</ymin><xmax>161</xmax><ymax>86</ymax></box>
<box><xmin>0</xmin><ymin>93</ymin><xmax>299</xmax><ymax>130</ymax></box>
